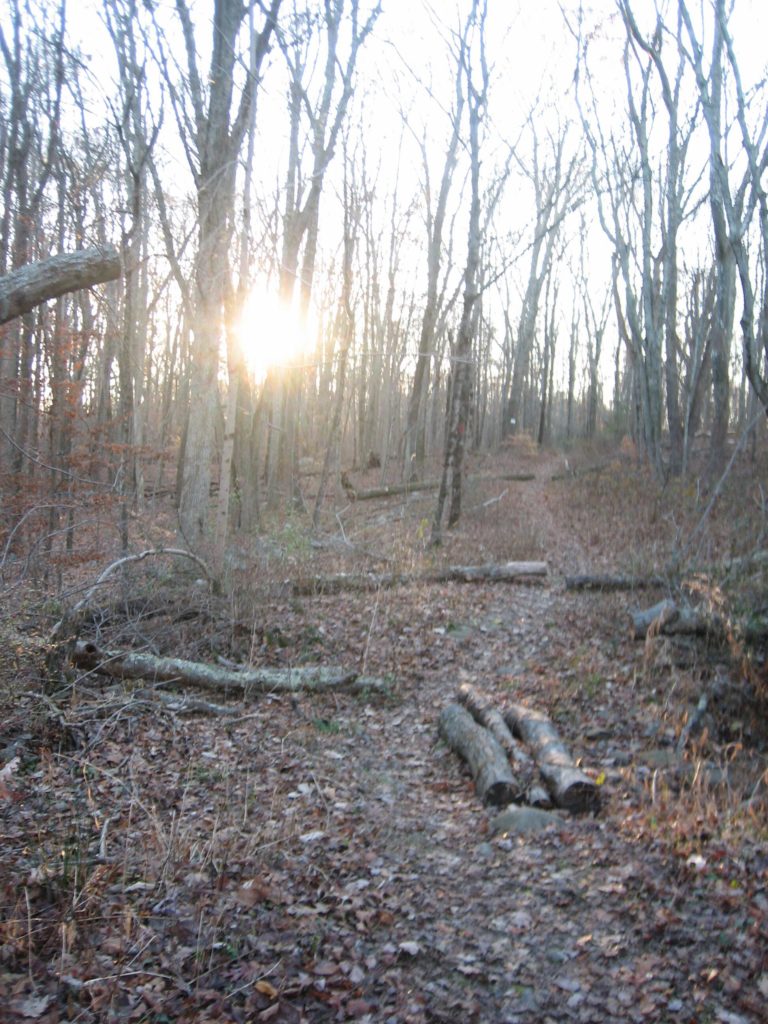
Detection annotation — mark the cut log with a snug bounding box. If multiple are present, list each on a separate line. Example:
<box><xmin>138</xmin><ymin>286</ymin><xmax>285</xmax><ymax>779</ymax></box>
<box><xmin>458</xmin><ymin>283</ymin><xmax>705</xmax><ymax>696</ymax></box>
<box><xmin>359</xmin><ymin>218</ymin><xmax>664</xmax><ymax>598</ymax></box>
<box><xmin>565</xmin><ymin>574</ymin><xmax>667</xmax><ymax>592</ymax></box>
<box><xmin>630</xmin><ymin>599</ymin><xmax>720</xmax><ymax>639</ymax></box>
<box><xmin>71</xmin><ymin>641</ymin><xmax>387</xmax><ymax>697</ymax></box>
<box><xmin>457</xmin><ymin>683</ymin><xmax>531</xmax><ymax>768</ymax></box>
<box><xmin>439</xmin><ymin>703</ymin><xmax>521</xmax><ymax>807</ymax></box>
<box><xmin>292</xmin><ymin>561</ymin><xmax>547</xmax><ymax>595</ymax></box>
<box><xmin>503</xmin><ymin>704</ymin><xmax>599</xmax><ymax>814</ymax></box>
<box><xmin>0</xmin><ymin>246</ymin><xmax>121</xmax><ymax>325</ymax></box>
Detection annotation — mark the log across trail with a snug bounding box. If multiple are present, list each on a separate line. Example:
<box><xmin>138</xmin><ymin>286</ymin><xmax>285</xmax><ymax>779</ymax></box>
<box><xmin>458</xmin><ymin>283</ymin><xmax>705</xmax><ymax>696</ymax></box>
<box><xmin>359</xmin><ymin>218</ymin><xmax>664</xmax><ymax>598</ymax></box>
<box><xmin>293</xmin><ymin>561</ymin><xmax>547</xmax><ymax>595</ymax></box>
<box><xmin>565</xmin><ymin>573</ymin><xmax>667</xmax><ymax>592</ymax></box>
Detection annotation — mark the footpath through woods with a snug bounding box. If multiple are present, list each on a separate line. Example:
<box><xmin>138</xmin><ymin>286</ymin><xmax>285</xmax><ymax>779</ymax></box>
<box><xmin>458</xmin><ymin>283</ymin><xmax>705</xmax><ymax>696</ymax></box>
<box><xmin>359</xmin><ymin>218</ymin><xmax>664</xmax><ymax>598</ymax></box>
<box><xmin>1</xmin><ymin>445</ymin><xmax>767</xmax><ymax>1023</ymax></box>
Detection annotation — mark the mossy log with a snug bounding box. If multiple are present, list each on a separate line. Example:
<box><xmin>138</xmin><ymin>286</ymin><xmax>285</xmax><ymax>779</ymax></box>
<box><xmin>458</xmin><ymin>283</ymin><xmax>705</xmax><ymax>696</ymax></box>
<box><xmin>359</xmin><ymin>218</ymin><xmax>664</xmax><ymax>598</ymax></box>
<box><xmin>503</xmin><ymin>704</ymin><xmax>599</xmax><ymax>814</ymax></box>
<box><xmin>439</xmin><ymin>702</ymin><xmax>521</xmax><ymax>807</ymax></box>
<box><xmin>72</xmin><ymin>641</ymin><xmax>386</xmax><ymax>696</ymax></box>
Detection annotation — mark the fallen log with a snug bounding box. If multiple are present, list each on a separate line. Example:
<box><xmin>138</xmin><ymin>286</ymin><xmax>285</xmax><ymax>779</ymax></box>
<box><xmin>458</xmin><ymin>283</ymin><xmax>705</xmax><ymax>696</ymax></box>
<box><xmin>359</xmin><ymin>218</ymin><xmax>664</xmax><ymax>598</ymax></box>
<box><xmin>457</xmin><ymin>683</ymin><xmax>531</xmax><ymax>768</ymax></box>
<box><xmin>292</xmin><ymin>572</ymin><xmax>412</xmax><ymax>596</ymax></box>
<box><xmin>503</xmin><ymin>704</ymin><xmax>599</xmax><ymax>814</ymax></box>
<box><xmin>439</xmin><ymin>703</ymin><xmax>521</xmax><ymax>806</ymax></box>
<box><xmin>341</xmin><ymin>475</ymin><xmax>439</xmax><ymax>501</ymax></box>
<box><xmin>497</xmin><ymin>472</ymin><xmax>536</xmax><ymax>482</ymax></box>
<box><xmin>457</xmin><ymin>683</ymin><xmax>551</xmax><ymax>808</ymax></box>
<box><xmin>72</xmin><ymin>641</ymin><xmax>387</xmax><ymax>697</ymax></box>
<box><xmin>431</xmin><ymin>561</ymin><xmax>547</xmax><ymax>583</ymax></box>
<box><xmin>0</xmin><ymin>246</ymin><xmax>121</xmax><ymax>325</ymax></box>
<box><xmin>630</xmin><ymin>599</ymin><xmax>720</xmax><ymax>640</ymax></box>
<box><xmin>293</xmin><ymin>560</ymin><xmax>547</xmax><ymax>595</ymax></box>
<box><xmin>565</xmin><ymin>574</ymin><xmax>667</xmax><ymax>592</ymax></box>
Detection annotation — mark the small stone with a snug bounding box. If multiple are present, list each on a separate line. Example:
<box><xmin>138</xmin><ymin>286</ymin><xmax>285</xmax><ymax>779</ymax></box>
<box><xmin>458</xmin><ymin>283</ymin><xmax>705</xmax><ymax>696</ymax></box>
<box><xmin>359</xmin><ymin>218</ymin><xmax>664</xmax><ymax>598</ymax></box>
<box><xmin>491</xmin><ymin>807</ymin><xmax>563</xmax><ymax>837</ymax></box>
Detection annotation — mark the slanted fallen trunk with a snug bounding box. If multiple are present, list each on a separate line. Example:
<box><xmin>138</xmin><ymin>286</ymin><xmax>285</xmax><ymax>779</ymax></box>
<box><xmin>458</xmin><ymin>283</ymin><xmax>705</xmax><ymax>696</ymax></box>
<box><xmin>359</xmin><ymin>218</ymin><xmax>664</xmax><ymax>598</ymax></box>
<box><xmin>72</xmin><ymin>641</ymin><xmax>387</xmax><ymax>697</ymax></box>
<box><xmin>503</xmin><ymin>704</ymin><xmax>599</xmax><ymax>814</ymax></box>
<box><xmin>0</xmin><ymin>246</ymin><xmax>121</xmax><ymax>325</ymax></box>
<box><xmin>630</xmin><ymin>599</ymin><xmax>719</xmax><ymax>639</ymax></box>
<box><xmin>565</xmin><ymin>574</ymin><xmax>667</xmax><ymax>592</ymax></box>
<box><xmin>439</xmin><ymin>703</ymin><xmax>521</xmax><ymax>807</ymax></box>
<box><xmin>293</xmin><ymin>561</ymin><xmax>547</xmax><ymax>595</ymax></box>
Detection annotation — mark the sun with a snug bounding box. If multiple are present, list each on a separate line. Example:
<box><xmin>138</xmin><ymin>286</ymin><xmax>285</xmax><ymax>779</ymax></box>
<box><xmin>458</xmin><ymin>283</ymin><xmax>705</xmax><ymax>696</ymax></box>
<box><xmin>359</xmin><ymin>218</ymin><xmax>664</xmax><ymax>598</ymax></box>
<box><xmin>235</xmin><ymin>284</ymin><xmax>314</xmax><ymax>383</ymax></box>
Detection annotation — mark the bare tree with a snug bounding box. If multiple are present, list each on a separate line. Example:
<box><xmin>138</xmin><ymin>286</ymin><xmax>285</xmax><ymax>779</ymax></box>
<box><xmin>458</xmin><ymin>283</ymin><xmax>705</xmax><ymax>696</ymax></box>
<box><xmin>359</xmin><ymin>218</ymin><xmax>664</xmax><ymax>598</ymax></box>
<box><xmin>402</xmin><ymin>47</ymin><xmax>464</xmax><ymax>481</ymax></box>
<box><xmin>503</xmin><ymin>118</ymin><xmax>579</xmax><ymax>438</ymax></box>
<box><xmin>432</xmin><ymin>0</ymin><xmax>488</xmax><ymax>543</ymax></box>
<box><xmin>680</xmin><ymin>0</ymin><xmax>768</xmax><ymax>425</ymax></box>
<box><xmin>152</xmin><ymin>0</ymin><xmax>281</xmax><ymax>546</ymax></box>
<box><xmin>266</xmin><ymin>0</ymin><xmax>381</xmax><ymax>507</ymax></box>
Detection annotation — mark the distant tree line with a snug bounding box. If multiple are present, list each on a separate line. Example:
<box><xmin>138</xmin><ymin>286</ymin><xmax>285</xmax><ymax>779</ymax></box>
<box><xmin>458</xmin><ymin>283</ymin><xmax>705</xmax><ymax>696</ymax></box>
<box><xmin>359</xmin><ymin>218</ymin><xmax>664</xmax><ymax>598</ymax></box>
<box><xmin>0</xmin><ymin>0</ymin><xmax>765</xmax><ymax>563</ymax></box>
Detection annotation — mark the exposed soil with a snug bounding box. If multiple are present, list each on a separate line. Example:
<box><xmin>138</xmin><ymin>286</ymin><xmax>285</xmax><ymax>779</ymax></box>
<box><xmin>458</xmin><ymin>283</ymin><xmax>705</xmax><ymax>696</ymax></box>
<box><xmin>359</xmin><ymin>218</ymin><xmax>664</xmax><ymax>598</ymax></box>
<box><xmin>1</xmin><ymin>444</ymin><xmax>767</xmax><ymax>1023</ymax></box>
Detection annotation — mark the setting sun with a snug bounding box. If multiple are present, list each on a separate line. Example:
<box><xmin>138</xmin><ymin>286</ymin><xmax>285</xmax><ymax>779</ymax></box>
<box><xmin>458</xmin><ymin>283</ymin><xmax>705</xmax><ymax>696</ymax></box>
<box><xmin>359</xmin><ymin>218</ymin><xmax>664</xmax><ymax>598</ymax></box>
<box><xmin>236</xmin><ymin>284</ymin><xmax>315</xmax><ymax>383</ymax></box>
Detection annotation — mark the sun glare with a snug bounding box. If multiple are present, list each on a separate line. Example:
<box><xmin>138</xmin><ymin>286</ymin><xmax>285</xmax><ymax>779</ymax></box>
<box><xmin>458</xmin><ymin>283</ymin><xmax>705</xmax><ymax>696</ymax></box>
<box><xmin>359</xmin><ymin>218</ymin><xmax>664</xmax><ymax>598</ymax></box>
<box><xmin>236</xmin><ymin>285</ymin><xmax>314</xmax><ymax>383</ymax></box>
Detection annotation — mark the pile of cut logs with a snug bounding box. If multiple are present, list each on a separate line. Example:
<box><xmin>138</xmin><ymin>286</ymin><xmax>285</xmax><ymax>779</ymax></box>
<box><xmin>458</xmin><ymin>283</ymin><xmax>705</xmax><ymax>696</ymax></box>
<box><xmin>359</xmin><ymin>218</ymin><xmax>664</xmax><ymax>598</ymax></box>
<box><xmin>439</xmin><ymin>683</ymin><xmax>600</xmax><ymax>814</ymax></box>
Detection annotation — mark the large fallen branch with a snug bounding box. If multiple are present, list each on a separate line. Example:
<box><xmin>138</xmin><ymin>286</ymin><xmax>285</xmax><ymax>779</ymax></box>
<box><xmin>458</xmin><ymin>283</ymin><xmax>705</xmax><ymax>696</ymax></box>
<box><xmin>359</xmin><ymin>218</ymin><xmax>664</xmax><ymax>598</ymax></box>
<box><xmin>439</xmin><ymin>703</ymin><xmax>521</xmax><ymax>806</ymax></box>
<box><xmin>293</xmin><ymin>561</ymin><xmax>547</xmax><ymax>595</ymax></box>
<box><xmin>72</xmin><ymin>641</ymin><xmax>387</xmax><ymax>697</ymax></box>
<box><xmin>565</xmin><ymin>574</ymin><xmax>667</xmax><ymax>592</ymax></box>
<box><xmin>51</xmin><ymin>547</ymin><xmax>215</xmax><ymax>641</ymax></box>
<box><xmin>503</xmin><ymin>704</ymin><xmax>599</xmax><ymax>814</ymax></box>
<box><xmin>0</xmin><ymin>246</ymin><xmax>121</xmax><ymax>325</ymax></box>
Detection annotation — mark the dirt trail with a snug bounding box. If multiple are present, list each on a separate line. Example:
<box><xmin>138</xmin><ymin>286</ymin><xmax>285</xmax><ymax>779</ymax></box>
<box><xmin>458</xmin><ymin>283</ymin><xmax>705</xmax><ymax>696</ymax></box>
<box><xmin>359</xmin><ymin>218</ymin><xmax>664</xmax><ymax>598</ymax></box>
<box><xmin>1</xmin><ymin>453</ymin><xmax>765</xmax><ymax>1023</ymax></box>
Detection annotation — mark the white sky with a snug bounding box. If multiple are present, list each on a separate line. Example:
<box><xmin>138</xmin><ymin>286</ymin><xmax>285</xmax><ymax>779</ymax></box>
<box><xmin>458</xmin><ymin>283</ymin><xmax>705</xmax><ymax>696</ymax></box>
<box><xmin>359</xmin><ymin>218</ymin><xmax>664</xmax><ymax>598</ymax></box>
<box><xmin>5</xmin><ymin>0</ymin><xmax>768</xmax><ymax>396</ymax></box>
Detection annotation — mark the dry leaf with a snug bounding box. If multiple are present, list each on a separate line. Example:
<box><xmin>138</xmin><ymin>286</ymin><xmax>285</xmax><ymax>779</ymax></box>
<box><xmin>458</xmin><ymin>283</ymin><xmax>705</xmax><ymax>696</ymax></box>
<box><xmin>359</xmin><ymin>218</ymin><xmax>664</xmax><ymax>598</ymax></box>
<box><xmin>398</xmin><ymin>940</ymin><xmax>421</xmax><ymax>957</ymax></box>
<box><xmin>255</xmin><ymin>979</ymin><xmax>278</xmax><ymax>999</ymax></box>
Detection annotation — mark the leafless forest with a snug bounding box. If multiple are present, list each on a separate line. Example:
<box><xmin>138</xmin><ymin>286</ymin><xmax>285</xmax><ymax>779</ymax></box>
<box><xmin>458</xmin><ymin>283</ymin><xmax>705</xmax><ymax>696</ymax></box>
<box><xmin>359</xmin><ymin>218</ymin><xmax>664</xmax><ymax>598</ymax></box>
<box><xmin>1</xmin><ymin>1</ymin><xmax>767</xmax><ymax>1022</ymax></box>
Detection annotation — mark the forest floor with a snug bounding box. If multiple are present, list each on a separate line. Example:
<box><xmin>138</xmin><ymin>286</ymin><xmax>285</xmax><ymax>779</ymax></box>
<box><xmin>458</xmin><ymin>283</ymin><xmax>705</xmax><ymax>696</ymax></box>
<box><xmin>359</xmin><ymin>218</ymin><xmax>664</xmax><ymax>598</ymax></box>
<box><xmin>1</xmin><ymin>439</ymin><xmax>767</xmax><ymax>1023</ymax></box>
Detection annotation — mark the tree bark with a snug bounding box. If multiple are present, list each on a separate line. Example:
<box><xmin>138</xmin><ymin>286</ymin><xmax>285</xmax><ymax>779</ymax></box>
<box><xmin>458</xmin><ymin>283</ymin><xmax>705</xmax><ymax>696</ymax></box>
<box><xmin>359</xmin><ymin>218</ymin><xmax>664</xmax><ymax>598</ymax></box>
<box><xmin>0</xmin><ymin>246</ymin><xmax>121</xmax><ymax>325</ymax></box>
<box><xmin>503</xmin><ymin>704</ymin><xmax>599</xmax><ymax>814</ymax></box>
<box><xmin>438</xmin><ymin>702</ymin><xmax>521</xmax><ymax>806</ymax></box>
